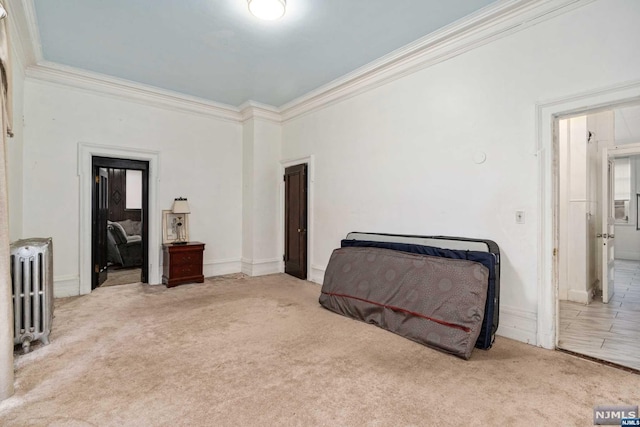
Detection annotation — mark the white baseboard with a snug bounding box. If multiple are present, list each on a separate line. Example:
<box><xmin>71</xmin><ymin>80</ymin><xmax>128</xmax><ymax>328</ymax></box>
<box><xmin>241</xmin><ymin>258</ymin><xmax>281</xmax><ymax>276</ymax></box>
<box><xmin>203</xmin><ymin>258</ymin><xmax>242</xmax><ymax>278</ymax></box>
<box><xmin>615</xmin><ymin>251</ymin><xmax>640</xmax><ymax>261</ymax></box>
<box><xmin>567</xmin><ymin>288</ymin><xmax>593</xmax><ymax>304</ymax></box>
<box><xmin>54</xmin><ymin>275</ymin><xmax>80</xmax><ymax>298</ymax></box>
<box><xmin>496</xmin><ymin>305</ymin><xmax>538</xmax><ymax>345</ymax></box>
<box><xmin>309</xmin><ymin>265</ymin><xmax>326</xmax><ymax>285</ymax></box>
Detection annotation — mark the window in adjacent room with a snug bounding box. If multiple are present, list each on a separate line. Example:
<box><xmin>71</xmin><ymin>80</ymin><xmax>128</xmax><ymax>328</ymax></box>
<box><xmin>614</xmin><ymin>157</ymin><xmax>631</xmax><ymax>223</ymax></box>
<box><xmin>125</xmin><ymin>169</ymin><xmax>142</xmax><ymax>210</ymax></box>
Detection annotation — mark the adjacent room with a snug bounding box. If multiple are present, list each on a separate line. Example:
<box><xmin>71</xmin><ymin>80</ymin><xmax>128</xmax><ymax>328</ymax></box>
<box><xmin>557</xmin><ymin>106</ymin><xmax>640</xmax><ymax>370</ymax></box>
<box><xmin>0</xmin><ymin>0</ymin><xmax>639</xmax><ymax>425</ymax></box>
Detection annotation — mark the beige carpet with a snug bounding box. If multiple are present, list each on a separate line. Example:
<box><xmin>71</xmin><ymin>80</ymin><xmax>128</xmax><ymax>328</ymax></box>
<box><xmin>0</xmin><ymin>274</ymin><xmax>637</xmax><ymax>426</ymax></box>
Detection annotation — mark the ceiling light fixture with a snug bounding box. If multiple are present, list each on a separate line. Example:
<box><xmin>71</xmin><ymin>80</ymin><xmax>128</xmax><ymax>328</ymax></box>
<box><xmin>248</xmin><ymin>0</ymin><xmax>286</xmax><ymax>21</ymax></box>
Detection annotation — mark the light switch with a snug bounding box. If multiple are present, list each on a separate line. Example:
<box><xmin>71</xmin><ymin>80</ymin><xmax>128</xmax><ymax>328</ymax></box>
<box><xmin>516</xmin><ymin>211</ymin><xmax>525</xmax><ymax>224</ymax></box>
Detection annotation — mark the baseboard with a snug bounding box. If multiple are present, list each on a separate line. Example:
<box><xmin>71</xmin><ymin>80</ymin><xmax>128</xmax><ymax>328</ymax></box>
<box><xmin>241</xmin><ymin>258</ymin><xmax>281</xmax><ymax>277</ymax></box>
<box><xmin>615</xmin><ymin>251</ymin><xmax>640</xmax><ymax>261</ymax></box>
<box><xmin>54</xmin><ymin>275</ymin><xmax>80</xmax><ymax>298</ymax></box>
<box><xmin>496</xmin><ymin>305</ymin><xmax>538</xmax><ymax>345</ymax></box>
<box><xmin>567</xmin><ymin>289</ymin><xmax>592</xmax><ymax>304</ymax></box>
<box><xmin>309</xmin><ymin>265</ymin><xmax>326</xmax><ymax>285</ymax></box>
<box><xmin>202</xmin><ymin>258</ymin><xmax>242</xmax><ymax>278</ymax></box>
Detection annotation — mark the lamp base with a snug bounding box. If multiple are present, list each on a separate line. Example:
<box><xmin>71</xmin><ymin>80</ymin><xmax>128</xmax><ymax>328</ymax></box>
<box><xmin>172</xmin><ymin>241</ymin><xmax>189</xmax><ymax>245</ymax></box>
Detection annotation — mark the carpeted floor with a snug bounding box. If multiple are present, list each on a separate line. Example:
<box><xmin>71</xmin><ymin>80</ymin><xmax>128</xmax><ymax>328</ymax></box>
<box><xmin>0</xmin><ymin>273</ymin><xmax>637</xmax><ymax>426</ymax></box>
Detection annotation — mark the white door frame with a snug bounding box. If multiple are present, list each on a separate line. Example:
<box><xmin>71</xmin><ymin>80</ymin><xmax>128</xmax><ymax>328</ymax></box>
<box><xmin>536</xmin><ymin>80</ymin><xmax>640</xmax><ymax>349</ymax></box>
<box><xmin>78</xmin><ymin>142</ymin><xmax>161</xmax><ymax>295</ymax></box>
<box><xmin>279</xmin><ymin>155</ymin><xmax>315</xmax><ymax>282</ymax></box>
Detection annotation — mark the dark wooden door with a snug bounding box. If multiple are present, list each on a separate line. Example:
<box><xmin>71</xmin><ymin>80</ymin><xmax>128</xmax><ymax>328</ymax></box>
<box><xmin>93</xmin><ymin>167</ymin><xmax>109</xmax><ymax>289</ymax></box>
<box><xmin>92</xmin><ymin>157</ymin><xmax>150</xmax><ymax>287</ymax></box>
<box><xmin>284</xmin><ymin>164</ymin><xmax>308</xmax><ymax>279</ymax></box>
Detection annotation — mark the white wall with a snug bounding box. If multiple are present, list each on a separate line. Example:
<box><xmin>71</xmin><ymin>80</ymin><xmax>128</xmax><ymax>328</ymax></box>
<box><xmin>558</xmin><ymin>116</ymin><xmax>600</xmax><ymax>303</ymax></box>
<box><xmin>22</xmin><ymin>79</ymin><xmax>243</xmax><ymax>295</ymax></box>
<box><xmin>281</xmin><ymin>0</ymin><xmax>640</xmax><ymax>340</ymax></box>
<box><xmin>567</xmin><ymin>117</ymin><xmax>591</xmax><ymax>303</ymax></box>
<box><xmin>6</xmin><ymin>26</ymin><xmax>25</xmax><ymax>242</ymax></box>
<box><xmin>241</xmin><ymin>117</ymin><xmax>281</xmax><ymax>275</ymax></box>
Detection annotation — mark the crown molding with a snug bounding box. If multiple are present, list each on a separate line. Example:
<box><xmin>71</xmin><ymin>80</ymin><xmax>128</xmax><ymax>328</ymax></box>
<box><xmin>5</xmin><ymin>2</ymin><xmax>25</xmax><ymax>75</ymax></box>
<box><xmin>26</xmin><ymin>61</ymin><xmax>244</xmax><ymax>122</ymax></box>
<box><xmin>20</xmin><ymin>0</ymin><xmax>41</xmax><ymax>62</ymax></box>
<box><xmin>279</xmin><ymin>0</ymin><xmax>596</xmax><ymax>122</ymax></box>
<box><xmin>239</xmin><ymin>101</ymin><xmax>282</xmax><ymax>123</ymax></box>
<box><xmin>26</xmin><ymin>62</ymin><xmax>287</xmax><ymax>123</ymax></box>
<box><xmin>13</xmin><ymin>0</ymin><xmax>597</xmax><ymax>125</ymax></box>
<box><xmin>6</xmin><ymin>0</ymin><xmax>40</xmax><ymax>66</ymax></box>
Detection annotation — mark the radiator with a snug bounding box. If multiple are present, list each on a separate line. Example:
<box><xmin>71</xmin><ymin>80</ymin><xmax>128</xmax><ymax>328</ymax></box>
<box><xmin>10</xmin><ymin>238</ymin><xmax>54</xmax><ymax>353</ymax></box>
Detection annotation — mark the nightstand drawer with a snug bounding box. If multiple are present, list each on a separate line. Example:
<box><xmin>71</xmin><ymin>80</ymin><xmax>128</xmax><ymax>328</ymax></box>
<box><xmin>170</xmin><ymin>262</ymin><xmax>200</xmax><ymax>277</ymax></box>
<box><xmin>170</xmin><ymin>251</ymin><xmax>202</xmax><ymax>266</ymax></box>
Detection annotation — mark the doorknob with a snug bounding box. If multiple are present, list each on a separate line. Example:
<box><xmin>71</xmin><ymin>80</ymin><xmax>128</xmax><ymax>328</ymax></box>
<box><xmin>609</xmin><ymin>234</ymin><xmax>615</xmax><ymax>239</ymax></box>
<box><xmin>597</xmin><ymin>233</ymin><xmax>608</xmax><ymax>238</ymax></box>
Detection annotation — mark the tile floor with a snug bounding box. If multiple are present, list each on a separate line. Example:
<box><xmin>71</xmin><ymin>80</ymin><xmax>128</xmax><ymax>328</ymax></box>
<box><xmin>558</xmin><ymin>259</ymin><xmax>640</xmax><ymax>370</ymax></box>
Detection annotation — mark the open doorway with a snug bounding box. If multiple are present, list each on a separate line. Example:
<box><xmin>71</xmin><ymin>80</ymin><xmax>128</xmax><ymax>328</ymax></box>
<box><xmin>556</xmin><ymin>104</ymin><xmax>640</xmax><ymax>370</ymax></box>
<box><xmin>91</xmin><ymin>157</ymin><xmax>150</xmax><ymax>289</ymax></box>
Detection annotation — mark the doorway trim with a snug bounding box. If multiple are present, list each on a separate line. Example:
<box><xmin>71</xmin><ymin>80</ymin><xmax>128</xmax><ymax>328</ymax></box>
<box><xmin>536</xmin><ymin>80</ymin><xmax>640</xmax><ymax>349</ymax></box>
<box><xmin>78</xmin><ymin>142</ymin><xmax>161</xmax><ymax>295</ymax></box>
<box><xmin>279</xmin><ymin>155</ymin><xmax>315</xmax><ymax>282</ymax></box>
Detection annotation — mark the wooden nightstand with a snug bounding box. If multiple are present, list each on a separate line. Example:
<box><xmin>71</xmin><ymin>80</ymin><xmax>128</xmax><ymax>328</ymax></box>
<box><xmin>162</xmin><ymin>242</ymin><xmax>205</xmax><ymax>287</ymax></box>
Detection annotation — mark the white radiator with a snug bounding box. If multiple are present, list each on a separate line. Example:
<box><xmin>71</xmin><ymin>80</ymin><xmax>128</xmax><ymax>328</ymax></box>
<box><xmin>10</xmin><ymin>238</ymin><xmax>54</xmax><ymax>353</ymax></box>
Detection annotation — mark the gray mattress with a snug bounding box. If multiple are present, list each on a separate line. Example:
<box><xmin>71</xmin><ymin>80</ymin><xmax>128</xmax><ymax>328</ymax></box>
<box><xmin>319</xmin><ymin>246</ymin><xmax>489</xmax><ymax>359</ymax></box>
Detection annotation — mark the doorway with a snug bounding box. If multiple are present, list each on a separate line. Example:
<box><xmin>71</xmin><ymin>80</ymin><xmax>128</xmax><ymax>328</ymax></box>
<box><xmin>284</xmin><ymin>163</ymin><xmax>308</xmax><ymax>280</ymax></box>
<box><xmin>91</xmin><ymin>156</ymin><xmax>150</xmax><ymax>290</ymax></box>
<box><xmin>556</xmin><ymin>105</ymin><xmax>640</xmax><ymax>370</ymax></box>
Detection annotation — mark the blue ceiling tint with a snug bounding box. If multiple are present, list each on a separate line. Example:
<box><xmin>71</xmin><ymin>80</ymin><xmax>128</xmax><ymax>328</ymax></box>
<box><xmin>33</xmin><ymin>0</ymin><xmax>496</xmax><ymax>107</ymax></box>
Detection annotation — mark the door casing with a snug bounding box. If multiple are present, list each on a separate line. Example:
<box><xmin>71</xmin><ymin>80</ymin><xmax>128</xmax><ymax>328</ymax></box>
<box><xmin>92</xmin><ymin>166</ymin><xmax>109</xmax><ymax>289</ymax></box>
<box><xmin>79</xmin><ymin>143</ymin><xmax>161</xmax><ymax>295</ymax></box>
<box><xmin>537</xmin><ymin>80</ymin><xmax>640</xmax><ymax>350</ymax></box>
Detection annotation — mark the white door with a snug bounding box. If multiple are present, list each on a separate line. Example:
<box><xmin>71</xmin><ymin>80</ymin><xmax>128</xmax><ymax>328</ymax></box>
<box><xmin>601</xmin><ymin>149</ymin><xmax>615</xmax><ymax>303</ymax></box>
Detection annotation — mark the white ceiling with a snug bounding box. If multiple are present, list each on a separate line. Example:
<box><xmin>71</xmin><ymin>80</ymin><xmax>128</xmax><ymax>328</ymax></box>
<box><xmin>32</xmin><ymin>0</ymin><xmax>496</xmax><ymax>107</ymax></box>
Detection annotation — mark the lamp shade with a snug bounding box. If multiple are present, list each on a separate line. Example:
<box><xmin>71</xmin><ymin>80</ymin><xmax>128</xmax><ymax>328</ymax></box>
<box><xmin>172</xmin><ymin>198</ymin><xmax>191</xmax><ymax>214</ymax></box>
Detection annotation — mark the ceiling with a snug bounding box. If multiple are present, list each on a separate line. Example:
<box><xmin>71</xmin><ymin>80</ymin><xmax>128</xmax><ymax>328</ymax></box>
<box><xmin>32</xmin><ymin>0</ymin><xmax>496</xmax><ymax>108</ymax></box>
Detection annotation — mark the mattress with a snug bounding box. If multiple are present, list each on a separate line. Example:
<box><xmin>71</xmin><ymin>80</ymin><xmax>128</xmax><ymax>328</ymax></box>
<box><xmin>319</xmin><ymin>246</ymin><xmax>489</xmax><ymax>359</ymax></box>
<box><xmin>341</xmin><ymin>237</ymin><xmax>498</xmax><ymax>349</ymax></box>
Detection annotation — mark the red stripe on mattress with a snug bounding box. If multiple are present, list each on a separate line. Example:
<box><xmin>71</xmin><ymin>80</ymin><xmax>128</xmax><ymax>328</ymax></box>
<box><xmin>321</xmin><ymin>291</ymin><xmax>471</xmax><ymax>333</ymax></box>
